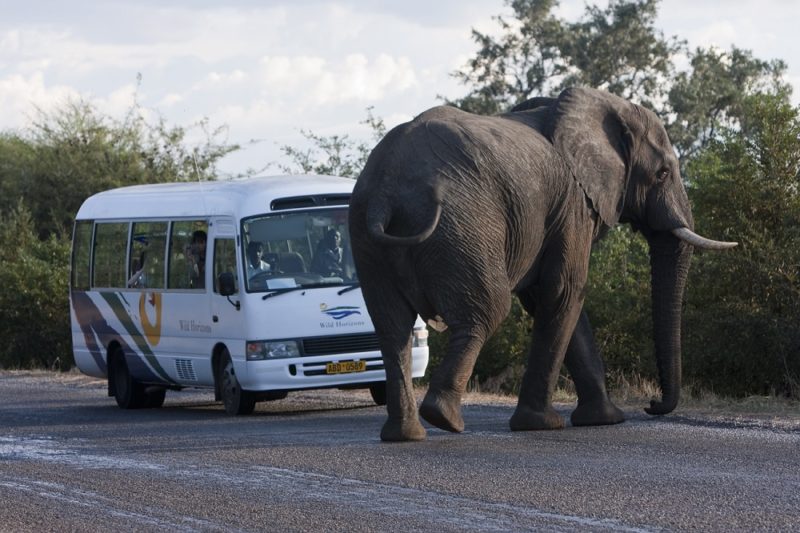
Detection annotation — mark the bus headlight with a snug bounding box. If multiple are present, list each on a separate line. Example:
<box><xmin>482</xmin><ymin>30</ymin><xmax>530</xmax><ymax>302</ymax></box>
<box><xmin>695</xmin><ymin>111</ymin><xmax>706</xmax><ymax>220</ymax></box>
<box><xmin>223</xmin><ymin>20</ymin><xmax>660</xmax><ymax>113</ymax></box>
<box><xmin>413</xmin><ymin>328</ymin><xmax>428</xmax><ymax>348</ymax></box>
<box><xmin>246</xmin><ymin>340</ymin><xmax>300</xmax><ymax>360</ymax></box>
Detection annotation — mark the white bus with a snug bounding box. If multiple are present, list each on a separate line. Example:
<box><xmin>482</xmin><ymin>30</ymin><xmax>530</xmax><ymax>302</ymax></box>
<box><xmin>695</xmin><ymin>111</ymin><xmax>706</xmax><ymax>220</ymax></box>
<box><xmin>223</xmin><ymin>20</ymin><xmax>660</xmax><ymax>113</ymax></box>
<box><xmin>69</xmin><ymin>175</ymin><xmax>429</xmax><ymax>414</ymax></box>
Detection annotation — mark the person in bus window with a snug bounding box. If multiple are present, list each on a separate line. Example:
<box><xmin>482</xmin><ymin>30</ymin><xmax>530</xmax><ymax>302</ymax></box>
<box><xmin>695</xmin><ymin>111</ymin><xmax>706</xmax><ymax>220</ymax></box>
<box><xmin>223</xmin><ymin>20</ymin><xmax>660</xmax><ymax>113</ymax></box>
<box><xmin>246</xmin><ymin>241</ymin><xmax>270</xmax><ymax>278</ymax></box>
<box><xmin>128</xmin><ymin>250</ymin><xmax>146</xmax><ymax>288</ymax></box>
<box><xmin>187</xmin><ymin>230</ymin><xmax>206</xmax><ymax>288</ymax></box>
<box><xmin>311</xmin><ymin>229</ymin><xmax>344</xmax><ymax>277</ymax></box>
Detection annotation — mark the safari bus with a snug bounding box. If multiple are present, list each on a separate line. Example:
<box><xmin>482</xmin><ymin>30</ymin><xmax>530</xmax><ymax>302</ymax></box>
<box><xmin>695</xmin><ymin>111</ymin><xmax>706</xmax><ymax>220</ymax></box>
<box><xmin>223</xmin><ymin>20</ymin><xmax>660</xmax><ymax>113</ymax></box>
<box><xmin>69</xmin><ymin>175</ymin><xmax>429</xmax><ymax>414</ymax></box>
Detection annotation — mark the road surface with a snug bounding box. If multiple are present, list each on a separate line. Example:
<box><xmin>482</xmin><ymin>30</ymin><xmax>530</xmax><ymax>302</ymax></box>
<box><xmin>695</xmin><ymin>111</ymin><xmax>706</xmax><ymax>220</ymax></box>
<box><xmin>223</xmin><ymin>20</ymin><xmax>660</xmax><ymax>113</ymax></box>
<box><xmin>1</xmin><ymin>371</ymin><xmax>798</xmax><ymax>532</ymax></box>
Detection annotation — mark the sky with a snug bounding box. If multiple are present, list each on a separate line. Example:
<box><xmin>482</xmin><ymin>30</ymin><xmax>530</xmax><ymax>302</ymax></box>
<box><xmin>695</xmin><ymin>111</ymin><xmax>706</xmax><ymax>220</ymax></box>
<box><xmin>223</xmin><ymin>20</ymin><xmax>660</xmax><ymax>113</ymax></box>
<box><xmin>2</xmin><ymin>0</ymin><xmax>800</xmax><ymax>177</ymax></box>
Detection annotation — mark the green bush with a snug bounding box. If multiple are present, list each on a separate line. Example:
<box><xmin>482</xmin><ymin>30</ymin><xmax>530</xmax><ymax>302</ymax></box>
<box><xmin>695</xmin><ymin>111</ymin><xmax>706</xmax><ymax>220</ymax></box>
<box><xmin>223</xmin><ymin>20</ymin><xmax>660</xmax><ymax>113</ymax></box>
<box><xmin>0</xmin><ymin>97</ymin><xmax>238</xmax><ymax>370</ymax></box>
<box><xmin>584</xmin><ymin>226</ymin><xmax>655</xmax><ymax>381</ymax></box>
<box><xmin>684</xmin><ymin>93</ymin><xmax>800</xmax><ymax>397</ymax></box>
<box><xmin>0</xmin><ymin>204</ymin><xmax>72</xmax><ymax>369</ymax></box>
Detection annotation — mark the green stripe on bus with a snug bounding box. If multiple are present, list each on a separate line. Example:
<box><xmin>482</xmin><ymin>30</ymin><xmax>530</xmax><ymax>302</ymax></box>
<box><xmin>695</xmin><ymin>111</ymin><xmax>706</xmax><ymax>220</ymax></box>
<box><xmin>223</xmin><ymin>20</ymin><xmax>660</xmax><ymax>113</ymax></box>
<box><xmin>99</xmin><ymin>292</ymin><xmax>176</xmax><ymax>385</ymax></box>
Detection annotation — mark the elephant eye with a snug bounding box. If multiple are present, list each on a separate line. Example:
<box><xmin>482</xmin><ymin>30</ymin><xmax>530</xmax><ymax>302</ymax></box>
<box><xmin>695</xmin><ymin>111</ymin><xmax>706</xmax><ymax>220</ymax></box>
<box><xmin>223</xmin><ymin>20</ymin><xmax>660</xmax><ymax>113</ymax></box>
<box><xmin>657</xmin><ymin>168</ymin><xmax>671</xmax><ymax>181</ymax></box>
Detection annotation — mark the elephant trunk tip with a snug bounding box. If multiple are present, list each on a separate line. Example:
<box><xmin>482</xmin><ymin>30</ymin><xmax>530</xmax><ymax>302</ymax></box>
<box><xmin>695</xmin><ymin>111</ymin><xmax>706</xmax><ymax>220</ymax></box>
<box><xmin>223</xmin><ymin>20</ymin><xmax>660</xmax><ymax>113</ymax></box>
<box><xmin>644</xmin><ymin>396</ymin><xmax>678</xmax><ymax>416</ymax></box>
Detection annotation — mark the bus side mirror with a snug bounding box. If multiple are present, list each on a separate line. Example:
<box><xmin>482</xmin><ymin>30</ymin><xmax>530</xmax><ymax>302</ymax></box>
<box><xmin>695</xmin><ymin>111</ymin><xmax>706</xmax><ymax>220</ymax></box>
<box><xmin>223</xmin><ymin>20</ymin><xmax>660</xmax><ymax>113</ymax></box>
<box><xmin>218</xmin><ymin>272</ymin><xmax>236</xmax><ymax>296</ymax></box>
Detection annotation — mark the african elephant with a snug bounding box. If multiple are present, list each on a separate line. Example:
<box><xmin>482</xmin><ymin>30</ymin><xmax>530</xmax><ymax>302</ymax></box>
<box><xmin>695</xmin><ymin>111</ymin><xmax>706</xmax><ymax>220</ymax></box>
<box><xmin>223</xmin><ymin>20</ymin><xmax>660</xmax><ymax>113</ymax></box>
<box><xmin>349</xmin><ymin>87</ymin><xmax>736</xmax><ymax>442</ymax></box>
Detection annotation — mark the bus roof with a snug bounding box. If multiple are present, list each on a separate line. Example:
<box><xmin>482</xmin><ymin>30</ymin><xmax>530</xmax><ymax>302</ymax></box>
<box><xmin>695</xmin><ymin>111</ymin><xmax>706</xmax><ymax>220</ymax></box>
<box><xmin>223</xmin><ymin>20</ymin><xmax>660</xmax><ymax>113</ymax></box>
<box><xmin>75</xmin><ymin>174</ymin><xmax>355</xmax><ymax>221</ymax></box>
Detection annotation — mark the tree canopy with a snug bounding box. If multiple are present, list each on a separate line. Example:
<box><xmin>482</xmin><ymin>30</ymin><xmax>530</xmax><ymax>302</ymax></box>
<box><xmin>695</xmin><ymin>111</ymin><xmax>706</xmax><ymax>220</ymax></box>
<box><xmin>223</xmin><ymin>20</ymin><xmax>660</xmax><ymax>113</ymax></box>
<box><xmin>0</xmin><ymin>97</ymin><xmax>238</xmax><ymax>238</ymax></box>
<box><xmin>0</xmin><ymin>96</ymin><xmax>239</xmax><ymax>369</ymax></box>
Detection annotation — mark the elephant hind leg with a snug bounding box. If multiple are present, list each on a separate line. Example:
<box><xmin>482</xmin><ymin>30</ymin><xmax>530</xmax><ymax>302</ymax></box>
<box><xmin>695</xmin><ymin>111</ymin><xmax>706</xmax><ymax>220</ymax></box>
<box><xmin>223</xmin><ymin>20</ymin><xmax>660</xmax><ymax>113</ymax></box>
<box><xmin>420</xmin><ymin>330</ymin><xmax>485</xmax><ymax>433</ymax></box>
<box><xmin>372</xmin><ymin>298</ymin><xmax>426</xmax><ymax>442</ymax></box>
<box><xmin>420</xmin><ymin>297</ymin><xmax>510</xmax><ymax>433</ymax></box>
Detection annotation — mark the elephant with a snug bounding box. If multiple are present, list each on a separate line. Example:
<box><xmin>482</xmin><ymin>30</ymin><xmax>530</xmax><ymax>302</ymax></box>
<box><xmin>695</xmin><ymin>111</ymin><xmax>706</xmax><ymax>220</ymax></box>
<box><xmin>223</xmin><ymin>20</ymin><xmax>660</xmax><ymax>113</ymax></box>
<box><xmin>348</xmin><ymin>87</ymin><xmax>736</xmax><ymax>442</ymax></box>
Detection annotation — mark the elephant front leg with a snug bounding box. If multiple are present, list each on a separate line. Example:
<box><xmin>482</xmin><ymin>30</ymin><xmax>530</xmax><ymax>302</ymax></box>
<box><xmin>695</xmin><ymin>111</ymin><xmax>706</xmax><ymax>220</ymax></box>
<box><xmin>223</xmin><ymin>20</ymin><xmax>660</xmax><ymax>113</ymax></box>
<box><xmin>510</xmin><ymin>309</ymin><xmax>581</xmax><ymax>431</ymax></box>
<box><xmin>380</xmin><ymin>332</ymin><xmax>426</xmax><ymax>442</ymax></box>
<box><xmin>565</xmin><ymin>311</ymin><xmax>625</xmax><ymax>427</ymax></box>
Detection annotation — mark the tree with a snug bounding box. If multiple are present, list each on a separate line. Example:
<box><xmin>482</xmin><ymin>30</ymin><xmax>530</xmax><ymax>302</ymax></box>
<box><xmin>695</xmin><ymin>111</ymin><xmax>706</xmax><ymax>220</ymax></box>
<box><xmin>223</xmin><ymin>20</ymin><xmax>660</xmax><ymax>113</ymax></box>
<box><xmin>684</xmin><ymin>93</ymin><xmax>800</xmax><ymax>397</ymax></box>
<box><xmin>276</xmin><ymin>107</ymin><xmax>386</xmax><ymax>178</ymax></box>
<box><xmin>666</xmin><ymin>47</ymin><xmax>789</xmax><ymax>162</ymax></box>
<box><xmin>0</xmin><ymin>95</ymin><xmax>241</xmax><ymax>369</ymax></box>
<box><xmin>0</xmin><ymin>203</ymin><xmax>71</xmax><ymax>369</ymax></box>
<box><xmin>449</xmin><ymin>0</ymin><xmax>566</xmax><ymax>115</ymax></box>
<box><xmin>0</xmin><ymin>97</ymin><xmax>239</xmax><ymax>238</ymax></box>
<box><xmin>557</xmin><ymin>0</ymin><xmax>682</xmax><ymax>107</ymax></box>
<box><xmin>448</xmin><ymin>0</ymin><xmax>682</xmax><ymax>113</ymax></box>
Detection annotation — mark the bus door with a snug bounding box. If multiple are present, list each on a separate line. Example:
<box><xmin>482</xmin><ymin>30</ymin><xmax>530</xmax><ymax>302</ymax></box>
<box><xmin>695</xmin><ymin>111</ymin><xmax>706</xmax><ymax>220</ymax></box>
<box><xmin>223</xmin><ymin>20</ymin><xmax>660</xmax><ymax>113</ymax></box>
<box><xmin>209</xmin><ymin>219</ymin><xmax>244</xmax><ymax>352</ymax></box>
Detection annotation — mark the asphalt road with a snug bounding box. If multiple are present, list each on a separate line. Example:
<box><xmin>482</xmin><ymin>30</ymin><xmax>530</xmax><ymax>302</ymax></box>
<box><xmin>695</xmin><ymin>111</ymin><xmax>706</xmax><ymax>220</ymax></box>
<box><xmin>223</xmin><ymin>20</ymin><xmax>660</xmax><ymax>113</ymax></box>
<box><xmin>1</xmin><ymin>371</ymin><xmax>798</xmax><ymax>532</ymax></box>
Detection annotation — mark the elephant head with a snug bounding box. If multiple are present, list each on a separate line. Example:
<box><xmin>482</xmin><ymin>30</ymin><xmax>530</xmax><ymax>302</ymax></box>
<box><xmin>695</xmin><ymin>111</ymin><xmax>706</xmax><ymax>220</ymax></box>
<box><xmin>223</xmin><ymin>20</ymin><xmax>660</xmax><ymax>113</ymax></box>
<box><xmin>547</xmin><ymin>87</ymin><xmax>736</xmax><ymax>414</ymax></box>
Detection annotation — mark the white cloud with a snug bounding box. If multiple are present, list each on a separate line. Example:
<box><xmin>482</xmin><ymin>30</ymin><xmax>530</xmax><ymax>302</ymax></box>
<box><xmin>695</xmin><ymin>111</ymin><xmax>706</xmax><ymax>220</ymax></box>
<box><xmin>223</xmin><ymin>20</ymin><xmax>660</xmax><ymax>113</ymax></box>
<box><xmin>92</xmin><ymin>83</ymin><xmax>140</xmax><ymax>118</ymax></box>
<box><xmin>2</xmin><ymin>0</ymin><xmax>800</xmax><ymax>176</ymax></box>
<box><xmin>256</xmin><ymin>53</ymin><xmax>417</xmax><ymax>107</ymax></box>
<box><xmin>0</xmin><ymin>72</ymin><xmax>80</xmax><ymax>128</ymax></box>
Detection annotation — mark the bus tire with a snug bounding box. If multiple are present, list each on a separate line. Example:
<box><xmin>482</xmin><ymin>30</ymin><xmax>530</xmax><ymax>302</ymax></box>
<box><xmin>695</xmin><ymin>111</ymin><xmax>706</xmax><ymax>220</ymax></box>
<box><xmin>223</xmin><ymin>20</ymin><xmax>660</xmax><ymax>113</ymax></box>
<box><xmin>110</xmin><ymin>347</ymin><xmax>147</xmax><ymax>409</ymax></box>
<box><xmin>144</xmin><ymin>387</ymin><xmax>167</xmax><ymax>408</ymax></box>
<box><xmin>219</xmin><ymin>349</ymin><xmax>256</xmax><ymax>415</ymax></box>
<box><xmin>369</xmin><ymin>382</ymin><xmax>387</xmax><ymax>406</ymax></box>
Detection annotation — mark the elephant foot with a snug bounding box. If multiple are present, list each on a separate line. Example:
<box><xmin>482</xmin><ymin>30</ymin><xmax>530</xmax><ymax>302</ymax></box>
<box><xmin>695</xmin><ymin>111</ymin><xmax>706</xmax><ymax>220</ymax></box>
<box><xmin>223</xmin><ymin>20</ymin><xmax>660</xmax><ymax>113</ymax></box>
<box><xmin>509</xmin><ymin>405</ymin><xmax>565</xmax><ymax>431</ymax></box>
<box><xmin>380</xmin><ymin>417</ymin><xmax>427</xmax><ymax>442</ymax></box>
<box><xmin>570</xmin><ymin>399</ymin><xmax>625</xmax><ymax>427</ymax></box>
<box><xmin>419</xmin><ymin>389</ymin><xmax>464</xmax><ymax>433</ymax></box>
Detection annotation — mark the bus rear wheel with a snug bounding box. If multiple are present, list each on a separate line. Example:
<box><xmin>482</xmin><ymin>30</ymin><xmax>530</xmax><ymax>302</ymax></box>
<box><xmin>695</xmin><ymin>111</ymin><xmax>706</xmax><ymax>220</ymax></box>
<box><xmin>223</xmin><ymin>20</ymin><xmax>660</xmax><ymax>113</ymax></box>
<box><xmin>110</xmin><ymin>347</ymin><xmax>147</xmax><ymax>409</ymax></box>
<box><xmin>219</xmin><ymin>350</ymin><xmax>256</xmax><ymax>415</ymax></box>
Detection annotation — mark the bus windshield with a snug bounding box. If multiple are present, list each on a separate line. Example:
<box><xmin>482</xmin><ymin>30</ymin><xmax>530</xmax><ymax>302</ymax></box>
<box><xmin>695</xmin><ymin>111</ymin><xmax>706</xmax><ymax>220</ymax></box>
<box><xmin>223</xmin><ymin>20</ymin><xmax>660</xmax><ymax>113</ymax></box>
<box><xmin>241</xmin><ymin>208</ymin><xmax>357</xmax><ymax>292</ymax></box>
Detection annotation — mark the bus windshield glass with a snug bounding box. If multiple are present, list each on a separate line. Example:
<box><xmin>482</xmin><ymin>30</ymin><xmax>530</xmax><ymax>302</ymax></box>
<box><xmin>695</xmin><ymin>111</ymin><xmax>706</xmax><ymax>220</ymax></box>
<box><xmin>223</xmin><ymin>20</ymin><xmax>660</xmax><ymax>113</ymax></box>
<box><xmin>242</xmin><ymin>208</ymin><xmax>357</xmax><ymax>292</ymax></box>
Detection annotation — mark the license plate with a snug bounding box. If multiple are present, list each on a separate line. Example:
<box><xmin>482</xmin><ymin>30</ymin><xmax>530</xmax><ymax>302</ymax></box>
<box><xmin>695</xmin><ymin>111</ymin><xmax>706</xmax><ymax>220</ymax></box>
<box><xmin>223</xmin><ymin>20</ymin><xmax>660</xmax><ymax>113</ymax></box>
<box><xmin>326</xmin><ymin>360</ymin><xmax>366</xmax><ymax>374</ymax></box>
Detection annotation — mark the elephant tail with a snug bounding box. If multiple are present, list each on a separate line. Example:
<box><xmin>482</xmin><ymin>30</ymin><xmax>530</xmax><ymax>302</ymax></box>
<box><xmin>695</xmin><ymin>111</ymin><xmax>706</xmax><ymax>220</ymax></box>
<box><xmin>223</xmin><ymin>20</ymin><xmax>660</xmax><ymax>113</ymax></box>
<box><xmin>366</xmin><ymin>183</ymin><xmax>444</xmax><ymax>246</ymax></box>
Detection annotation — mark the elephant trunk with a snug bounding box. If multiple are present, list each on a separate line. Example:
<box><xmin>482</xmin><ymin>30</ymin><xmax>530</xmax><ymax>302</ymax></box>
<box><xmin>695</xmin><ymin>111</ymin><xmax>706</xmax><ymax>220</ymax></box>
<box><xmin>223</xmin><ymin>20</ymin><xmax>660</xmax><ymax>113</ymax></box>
<box><xmin>645</xmin><ymin>232</ymin><xmax>693</xmax><ymax>415</ymax></box>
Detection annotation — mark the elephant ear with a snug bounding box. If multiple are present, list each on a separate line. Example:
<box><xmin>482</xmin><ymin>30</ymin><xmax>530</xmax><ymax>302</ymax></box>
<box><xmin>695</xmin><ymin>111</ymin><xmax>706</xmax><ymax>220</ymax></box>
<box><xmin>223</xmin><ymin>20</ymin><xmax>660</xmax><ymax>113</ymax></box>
<box><xmin>550</xmin><ymin>87</ymin><xmax>633</xmax><ymax>227</ymax></box>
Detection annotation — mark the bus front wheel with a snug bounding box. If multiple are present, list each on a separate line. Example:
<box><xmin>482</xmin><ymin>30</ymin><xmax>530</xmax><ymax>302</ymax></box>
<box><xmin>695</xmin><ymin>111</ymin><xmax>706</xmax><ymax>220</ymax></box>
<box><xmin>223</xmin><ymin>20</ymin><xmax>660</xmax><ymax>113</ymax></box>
<box><xmin>219</xmin><ymin>350</ymin><xmax>256</xmax><ymax>415</ymax></box>
<box><xmin>369</xmin><ymin>382</ymin><xmax>387</xmax><ymax>406</ymax></box>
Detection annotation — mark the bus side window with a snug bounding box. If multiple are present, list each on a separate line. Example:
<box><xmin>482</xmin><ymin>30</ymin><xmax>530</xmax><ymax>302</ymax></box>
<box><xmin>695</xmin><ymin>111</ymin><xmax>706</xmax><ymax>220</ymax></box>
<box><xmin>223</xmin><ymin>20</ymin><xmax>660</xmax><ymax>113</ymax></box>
<box><xmin>92</xmin><ymin>222</ymin><xmax>129</xmax><ymax>288</ymax></box>
<box><xmin>71</xmin><ymin>220</ymin><xmax>93</xmax><ymax>291</ymax></box>
<box><xmin>213</xmin><ymin>238</ymin><xmax>238</xmax><ymax>294</ymax></box>
<box><xmin>168</xmin><ymin>220</ymin><xmax>208</xmax><ymax>290</ymax></box>
<box><xmin>128</xmin><ymin>222</ymin><xmax>167</xmax><ymax>289</ymax></box>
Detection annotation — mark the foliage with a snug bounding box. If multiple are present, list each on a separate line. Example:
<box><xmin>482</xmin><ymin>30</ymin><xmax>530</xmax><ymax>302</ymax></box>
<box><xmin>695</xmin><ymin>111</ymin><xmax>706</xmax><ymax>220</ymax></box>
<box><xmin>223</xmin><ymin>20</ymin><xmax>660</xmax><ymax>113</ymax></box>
<box><xmin>448</xmin><ymin>0</ymin><xmax>682</xmax><ymax>113</ymax></box>
<box><xmin>665</xmin><ymin>48</ymin><xmax>789</xmax><ymax>162</ymax></box>
<box><xmin>276</xmin><ymin>107</ymin><xmax>386</xmax><ymax>178</ymax></box>
<box><xmin>0</xmin><ymin>95</ymin><xmax>239</xmax><ymax>370</ymax></box>
<box><xmin>684</xmin><ymin>93</ymin><xmax>800</xmax><ymax>397</ymax></box>
<box><xmin>584</xmin><ymin>227</ymin><xmax>654</xmax><ymax>380</ymax></box>
<box><xmin>0</xmin><ymin>203</ymin><xmax>72</xmax><ymax>369</ymax></box>
<box><xmin>0</xmin><ymin>97</ymin><xmax>239</xmax><ymax>238</ymax></box>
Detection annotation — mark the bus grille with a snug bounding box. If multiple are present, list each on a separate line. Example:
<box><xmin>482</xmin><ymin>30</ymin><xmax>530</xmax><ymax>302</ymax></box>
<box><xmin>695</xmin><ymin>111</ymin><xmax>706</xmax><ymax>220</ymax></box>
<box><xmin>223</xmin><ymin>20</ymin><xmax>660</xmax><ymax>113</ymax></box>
<box><xmin>302</xmin><ymin>333</ymin><xmax>380</xmax><ymax>356</ymax></box>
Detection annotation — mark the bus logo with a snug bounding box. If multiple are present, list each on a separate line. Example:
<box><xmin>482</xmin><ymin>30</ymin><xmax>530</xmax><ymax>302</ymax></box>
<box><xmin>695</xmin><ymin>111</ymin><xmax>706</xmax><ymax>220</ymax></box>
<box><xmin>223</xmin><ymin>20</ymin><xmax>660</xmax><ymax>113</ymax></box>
<box><xmin>321</xmin><ymin>305</ymin><xmax>362</xmax><ymax>320</ymax></box>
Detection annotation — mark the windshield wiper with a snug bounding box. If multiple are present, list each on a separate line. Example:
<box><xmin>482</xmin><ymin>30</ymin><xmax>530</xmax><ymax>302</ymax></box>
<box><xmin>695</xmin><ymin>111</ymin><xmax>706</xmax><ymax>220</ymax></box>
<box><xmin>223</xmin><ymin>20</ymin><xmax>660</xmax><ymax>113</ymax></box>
<box><xmin>337</xmin><ymin>283</ymin><xmax>360</xmax><ymax>295</ymax></box>
<box><xmin>262</xmin><ymin>282</ymin><xmax>355</xmax><ymax>301</ymax></box>
<box><xmin>261</xmin><ymin>286</ymin><xmax>307</xmax><ymax>300</ymax></box>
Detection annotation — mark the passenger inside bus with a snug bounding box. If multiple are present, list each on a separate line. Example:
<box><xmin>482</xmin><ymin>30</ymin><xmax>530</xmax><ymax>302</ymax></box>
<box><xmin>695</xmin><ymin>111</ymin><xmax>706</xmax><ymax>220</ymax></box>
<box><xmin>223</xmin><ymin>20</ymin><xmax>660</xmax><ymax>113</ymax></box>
<box><xmin>187</xmin><ymin>230</ymin><xmax>206</xmax><ymax>288</ymax></box>
<box><xmin>246</xmin><ymin>241</ymin><xmax>271</xmax><ymax>278</ymax></box>
<box><xmin>128</xmin><ymin>250</ymin><xmax>146</xmax><ymax>288</ymax></box>
<box><xmin>311</xmin><ymin>229</ymin><xmax>344</xmax><ymax>277</ymax></box>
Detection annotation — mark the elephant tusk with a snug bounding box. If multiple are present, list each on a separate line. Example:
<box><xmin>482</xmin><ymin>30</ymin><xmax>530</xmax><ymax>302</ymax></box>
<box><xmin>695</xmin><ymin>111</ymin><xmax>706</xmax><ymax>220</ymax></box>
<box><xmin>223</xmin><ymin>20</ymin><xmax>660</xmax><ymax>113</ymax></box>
<box><xmin>671</xmin><ymin>227</ymin><xmax>738</xmax><ymax>250</ymax></box>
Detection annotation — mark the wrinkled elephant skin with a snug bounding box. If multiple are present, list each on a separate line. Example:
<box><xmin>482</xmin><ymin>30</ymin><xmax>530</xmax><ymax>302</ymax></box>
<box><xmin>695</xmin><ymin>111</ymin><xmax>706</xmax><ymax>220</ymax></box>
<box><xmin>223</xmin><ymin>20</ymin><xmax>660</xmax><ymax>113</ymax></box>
<box><xmin>349</xmin><ymin>87</ymin><xmax>736</xmax><ymax>441</ymax></box>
